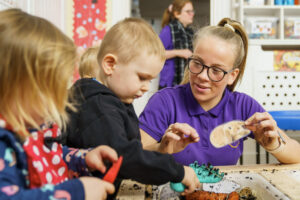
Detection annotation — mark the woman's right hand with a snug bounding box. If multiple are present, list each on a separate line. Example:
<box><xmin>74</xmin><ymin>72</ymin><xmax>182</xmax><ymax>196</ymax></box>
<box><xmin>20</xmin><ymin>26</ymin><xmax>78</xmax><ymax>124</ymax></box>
<box><xmin>177</xmin><ymin>49</ymin><xmax>193</xmax><ymax>59</ymax></box>
<box><xmin>159</xmin><ymin>123</ymin><xmax>199</xmax><ymax>154</ymax></box>
<box><xmin>80</xmin><ymin>177</ymin><xmax>115</xmax><ymax>200</ymax></box>
<box><xmin>181</xmin><ymin>166</ymin><xmax>201</xmax><ymax>195</ymax></box>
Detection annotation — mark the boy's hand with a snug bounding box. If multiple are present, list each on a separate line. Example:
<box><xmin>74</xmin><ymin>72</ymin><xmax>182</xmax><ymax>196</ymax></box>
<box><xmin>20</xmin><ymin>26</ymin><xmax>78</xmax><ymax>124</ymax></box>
<box><xmin>245</xmin><ymin>112</ymin><xmax>281</xmax><ymax>150</ymax></box>
<box><xmin>181</xmin><ymin>166</ymin><xmax>201</xmax><ymax>195</ymax></box>
<box><xmin>85</xmin><ymin>145</ymin><xmax>118</xmax><ymax>173</ymax></box>
<box><xmin>80</xmin><ymin>177</ymin><xmax>115</xmax><ymax>200</ymax></box>
<box><xmin>159</xmin><ymin>123</ymin><xmax>199</xmax><ymax>154</ymax></box>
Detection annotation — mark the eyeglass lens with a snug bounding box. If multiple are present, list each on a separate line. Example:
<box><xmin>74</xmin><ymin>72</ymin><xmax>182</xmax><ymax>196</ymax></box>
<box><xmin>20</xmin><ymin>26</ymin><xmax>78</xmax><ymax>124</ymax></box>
<box><xmin>184</xmin><ymin>10</ymin><xmax>194</xmax><ymax>14</ymax></box>
<box><xmin>188</xmin><ymin>59</ymin><xmax>226</xmax><ymax>82</ymax></box>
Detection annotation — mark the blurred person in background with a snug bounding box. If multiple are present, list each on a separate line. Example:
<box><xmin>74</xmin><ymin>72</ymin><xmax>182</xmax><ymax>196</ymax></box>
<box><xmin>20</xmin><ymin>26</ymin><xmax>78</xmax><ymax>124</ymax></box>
<box><xmin>159</xmin><ymin>0</ymin><xmax>195</xmax><ymax>89</ymax></box>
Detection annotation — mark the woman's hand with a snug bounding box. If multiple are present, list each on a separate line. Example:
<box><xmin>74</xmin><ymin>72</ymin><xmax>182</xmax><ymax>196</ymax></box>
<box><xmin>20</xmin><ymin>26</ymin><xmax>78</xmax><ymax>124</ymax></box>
<box><xmin>85</xmin><ymin>145</ymin><xmax>118</xmax><ymax>173</ymax></box>
<box><xmin>245</xmin><ymin>112</ymin><xmax>300</xmax><ymax>164</ymax></box>
<box><xmin>80</xmin><ymin>177</ymin><xmax>115</xmax><ymax>200</ymax></box>
<box><xmin>245</xmin><ymin>112</ymin><xmax>281</xmax><ymax>150</ymax></box>
<box><xmin>159</xmin><ymin>123</ymin><xmax>199</xmax><ymax>154</ymax></box>
<box><xmin>177</xmin><ymin>49</ymin><xmax>193</xmax><ymax>59</ymax></box>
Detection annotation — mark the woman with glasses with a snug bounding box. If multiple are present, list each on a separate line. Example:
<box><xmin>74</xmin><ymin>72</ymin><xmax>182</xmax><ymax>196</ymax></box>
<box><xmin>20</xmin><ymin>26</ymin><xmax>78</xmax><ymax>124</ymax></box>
<box><xmin>139</xmin><ymin>18</ymin><xmax>300</xmax><ymax>166</ymax></box>
<box><xmin>158</xmin><ymin>0</ymin><xmax>195</xmax><ymax>89</ymax></box>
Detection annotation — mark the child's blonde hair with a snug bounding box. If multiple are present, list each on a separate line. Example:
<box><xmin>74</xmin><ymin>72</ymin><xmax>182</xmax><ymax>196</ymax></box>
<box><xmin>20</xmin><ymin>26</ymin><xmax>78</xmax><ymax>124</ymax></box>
<box><xmin>79</xmin><ymin>46</ymin><xmax>99</xmax><ymax>78</ymax></box>
<box><xmin>181</xmin><ymin>18</ymin><xmax>248</xmax><ymax>91</ymax></box>
<box><xmin>97</xmin><ymin>18</ymin><xmax>165</xmax><ymax>67</ymax></box>
<box><xmin>0</xmin><ymin>9</ymin><xmax>77</xmax><ymax>139</ymax></box>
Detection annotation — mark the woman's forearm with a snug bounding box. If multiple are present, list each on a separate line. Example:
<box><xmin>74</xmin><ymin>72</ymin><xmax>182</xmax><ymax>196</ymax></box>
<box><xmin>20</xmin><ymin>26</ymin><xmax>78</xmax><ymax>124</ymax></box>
<box><xmin>272</xmin><ymin>138</ymin><xmax>300</xmax><ymax>164</ymax></box>
<box><xmin>165</xmin><ymin>49</ymin><xmax>180</xmax><ymax>59</ymax></box>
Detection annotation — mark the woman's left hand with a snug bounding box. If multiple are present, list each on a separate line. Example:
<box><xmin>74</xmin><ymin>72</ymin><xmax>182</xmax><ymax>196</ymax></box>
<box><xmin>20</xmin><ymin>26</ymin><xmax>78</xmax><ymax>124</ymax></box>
<box><xmin>159</xmin><ymin>123</ymin><xmax>199</xmax><ymax>154</ymax></box>
<box><xmin>245</xmin><ymin>112</ymin><xmax>281</xmax><ymax>150</ymax></box>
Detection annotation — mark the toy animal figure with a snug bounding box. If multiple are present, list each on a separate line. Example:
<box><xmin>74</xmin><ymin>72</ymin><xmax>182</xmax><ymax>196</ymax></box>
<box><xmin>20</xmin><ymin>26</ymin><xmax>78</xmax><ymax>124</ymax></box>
<box><xmin>170</xmin><ymin>161</ymin><xmax>224</xmax><ymax>192</ymax></box>
<box><xmin>210</xmin><ymin>120</ymin><xmax>251</xmax><ymax>148</ymax></box>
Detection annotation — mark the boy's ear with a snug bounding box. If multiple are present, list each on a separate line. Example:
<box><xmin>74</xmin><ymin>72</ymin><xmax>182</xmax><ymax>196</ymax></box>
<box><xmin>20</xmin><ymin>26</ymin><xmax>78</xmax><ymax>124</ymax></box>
<box><xmin>228</xmin><ymin>68</ymin><xmax>240</xmax><ymax>85</ymax></box>
<box><xmin>101</xmin><ymin>54</ymin><xmax>117</xmax><ymax>75</ymax></box>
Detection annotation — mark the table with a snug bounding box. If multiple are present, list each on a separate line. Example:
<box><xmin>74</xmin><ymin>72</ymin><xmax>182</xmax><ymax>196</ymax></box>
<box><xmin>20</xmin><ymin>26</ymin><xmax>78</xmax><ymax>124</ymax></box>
<box><xmin>115</xmin><ymin>163</ymin><xmax>300</xmax><ymax>200</ymax></box>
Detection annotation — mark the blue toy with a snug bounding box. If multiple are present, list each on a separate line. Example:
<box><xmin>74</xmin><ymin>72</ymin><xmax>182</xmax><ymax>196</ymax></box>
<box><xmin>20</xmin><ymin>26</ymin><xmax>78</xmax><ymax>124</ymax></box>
<box><xmin>170</xmin><ymin>161</ymin><xmax>224</xmax><ymax>192</ymax></box>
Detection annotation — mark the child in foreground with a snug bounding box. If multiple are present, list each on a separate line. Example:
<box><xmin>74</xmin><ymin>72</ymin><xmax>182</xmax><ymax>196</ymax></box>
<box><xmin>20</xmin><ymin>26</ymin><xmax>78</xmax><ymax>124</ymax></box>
<box><xmin>0</xmin><ymin>8</ymin><xmax>118</xmax><ymax>200</ymax></box>
<box><xmin>66</xmin><ymin>18</ymin><xmax>201</xmax><ymax>195</ymax></box>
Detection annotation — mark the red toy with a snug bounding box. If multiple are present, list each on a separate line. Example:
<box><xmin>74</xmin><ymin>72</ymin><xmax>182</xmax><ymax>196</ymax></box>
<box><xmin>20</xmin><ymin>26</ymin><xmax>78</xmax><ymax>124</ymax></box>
<box><xmin>103</xmin><ymin>156</ymin><xmax>123</xmax><ymax>183</ymax></box>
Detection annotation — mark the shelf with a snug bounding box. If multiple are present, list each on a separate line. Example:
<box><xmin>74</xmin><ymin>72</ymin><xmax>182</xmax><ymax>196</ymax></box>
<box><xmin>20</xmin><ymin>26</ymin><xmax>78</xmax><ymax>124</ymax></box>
<box><xmin>243</xmin><ymin>5</ymin><xmax>300</xmax><ymax>15</ymax></box>
<box><xmin>244</xmin><ymin>5</ymin><xmax>300</xmax><ymax>9</ymax></box>
<box><xmin>235</xmin><ymin>0</ymin><xmax>300</xmax><ymax>46</ymax></box>
<box><xmin>244</xmin><ymin>7</ymin><xmax>280</xmax><ymax>16</ymax></box>
<box><xmin>249</xmin><ymin>39</ymin><xmax>300</xmax><ymax>45</ymax></box>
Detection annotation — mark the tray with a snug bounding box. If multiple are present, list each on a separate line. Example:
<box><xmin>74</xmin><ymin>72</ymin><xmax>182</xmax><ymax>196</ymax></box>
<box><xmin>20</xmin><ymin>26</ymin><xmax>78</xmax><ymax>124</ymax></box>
<box><xmin>152</xmin><ymin>172</ymin><xmax>290</xmax><ymax>200</ymax></box>
<box><xmin>225</xmin><ymin>173</ymin><xmax>289</xmax><ymax>200</ymax></box>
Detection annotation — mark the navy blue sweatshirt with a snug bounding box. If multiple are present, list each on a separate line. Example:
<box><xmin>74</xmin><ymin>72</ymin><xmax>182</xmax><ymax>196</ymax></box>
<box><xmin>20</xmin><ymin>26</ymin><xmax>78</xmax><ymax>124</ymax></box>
<box><xmin>66</xmin><ymin>78</ymin><xmax>184</xmax><ymax>185</ymax></box>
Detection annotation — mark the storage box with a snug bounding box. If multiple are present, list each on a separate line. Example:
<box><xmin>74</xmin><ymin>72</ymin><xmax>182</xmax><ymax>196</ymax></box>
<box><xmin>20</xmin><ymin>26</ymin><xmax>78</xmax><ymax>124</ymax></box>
<box><xmin>275</xmin><ymin>0</ymin><xmax>294</xmax><ymax>5</ymax></box>
<box><xmin>245</xmin><ymin>17</ymin><xmax>278</xmax><ymax>39</ymax></box>
<box><xmin>284</xmin><ymin>17</ymin><xmax>300</xmax><ymax>39</ymax></box>
<box><xmin>244</xmin><ymin>0</ymin><xmax>266</xmax><ymax>5</ymax></box>
<box><xmin>274</xmin><ymin>50</ymin><xmax>300</xmax><ymax>71</ymax></box>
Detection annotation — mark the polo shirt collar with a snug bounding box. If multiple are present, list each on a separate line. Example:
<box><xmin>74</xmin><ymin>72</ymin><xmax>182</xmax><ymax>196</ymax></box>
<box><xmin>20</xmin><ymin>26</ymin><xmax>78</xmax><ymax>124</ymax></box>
<box><xmin>185</xmin><ymin>84</ymin><xmax>231</xmax><ymax>117</ymax></box>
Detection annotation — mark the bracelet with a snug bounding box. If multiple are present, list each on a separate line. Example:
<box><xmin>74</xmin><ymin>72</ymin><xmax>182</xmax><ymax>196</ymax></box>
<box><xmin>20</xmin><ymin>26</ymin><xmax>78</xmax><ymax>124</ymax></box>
<box><xmin>266</xmin><ymin>136</ymin><xmax>286</xmax><ymax>154</ymax></box>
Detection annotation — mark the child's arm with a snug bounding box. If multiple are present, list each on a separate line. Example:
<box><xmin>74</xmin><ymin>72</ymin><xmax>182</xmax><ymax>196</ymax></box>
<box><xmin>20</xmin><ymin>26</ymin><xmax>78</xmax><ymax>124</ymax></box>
<box><xmin>0</xmin><ymin>180</ymin><xmax>85</xmax><ymax>200</ymax></box>
<box><xmin>63</xmin><ymin>145</ymin><xmax>118</xmax><ymax>177</ymax></box>
<box><xmin>0</xmin><ymin>140</ymin><xmax>85</xmax><ymax>200</ymax></box>
<box><xmin>63</xmin><ymin>146</ymin><xmax>91</xmax><ymax>177</ymax></box>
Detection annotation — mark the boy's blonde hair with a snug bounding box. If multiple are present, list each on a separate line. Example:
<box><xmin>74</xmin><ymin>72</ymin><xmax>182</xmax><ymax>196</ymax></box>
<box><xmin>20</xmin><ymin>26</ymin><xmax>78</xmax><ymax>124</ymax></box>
<box><xmin>181</xmin><ymin>18</ymin><xmax>248</xmax><ymax>91</ymax></box>
<box><xmin>79</xmin><ymin>46</ymin><xmax>99</xmax><ymax>78</ymax></box>
<box><xmin>0</xmin><ymin>9</ymin><xmax>77</xmax><ymax>139</ymax></box>
<box><xmin>97</xmin><ymin>18</ymin><xmax>165</xmax><ymax>67</ymax></box>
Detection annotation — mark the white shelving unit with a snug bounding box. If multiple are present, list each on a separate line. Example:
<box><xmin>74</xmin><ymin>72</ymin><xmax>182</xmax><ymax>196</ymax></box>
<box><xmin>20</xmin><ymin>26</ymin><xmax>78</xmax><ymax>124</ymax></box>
<box><xmin>233</xmin><ymin>0</ymin><xmax>300</xmax><ymax>46</ymax></box>
<box><xmin>229</xmin><ymin>0</ymin><xmax>300</xmax><ymax>99</ymax></box>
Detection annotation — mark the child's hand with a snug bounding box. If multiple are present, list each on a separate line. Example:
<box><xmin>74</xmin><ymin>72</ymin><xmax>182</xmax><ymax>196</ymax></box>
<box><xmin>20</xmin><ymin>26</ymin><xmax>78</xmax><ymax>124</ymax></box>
<box><xmin>85</xmin><ymin>145</ymin><xmax>118</xmax><ymax>173</ymax></box>
<box><xmin>245</xmin><ymin>112</ymin><xmax>282</xmax><ymax>150</ymax></box>
<box><xmin>181</xmin><ymin>166</ymin><xmax>201</xmax><ymax>195</ymax></box>
<box><xmin>159</xmin><ymin>123</ymin><xmax>199</xmax><ymax>154</ymax></box>
<box><xmin>80</xmin><ymin>177</ymin><xmax>115</xmax><ymax>200</ymax></box>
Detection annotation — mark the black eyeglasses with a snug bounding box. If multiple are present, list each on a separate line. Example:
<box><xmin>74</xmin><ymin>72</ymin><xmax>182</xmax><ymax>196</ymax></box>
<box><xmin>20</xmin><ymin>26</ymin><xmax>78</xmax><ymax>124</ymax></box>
<box><xmin>187</xmin><ymin>57</ymin><xmax>235</xmax><ymax>82</ymax></box>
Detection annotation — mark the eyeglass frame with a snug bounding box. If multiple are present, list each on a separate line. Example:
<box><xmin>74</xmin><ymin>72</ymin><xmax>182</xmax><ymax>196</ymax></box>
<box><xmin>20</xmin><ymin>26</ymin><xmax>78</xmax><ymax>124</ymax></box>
<box><xmin>182</xmin><ymin>9</ymin><xmax>195</xmax><ymax>15</ymax></box>
<box><xmin>187</xmin><ymin>57</ymin><xmax>236</xmax><ymax>82</ymax></box>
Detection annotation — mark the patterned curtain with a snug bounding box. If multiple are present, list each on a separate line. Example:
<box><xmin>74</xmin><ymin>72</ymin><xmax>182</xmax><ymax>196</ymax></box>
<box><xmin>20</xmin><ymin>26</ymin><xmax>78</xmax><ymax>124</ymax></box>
<box><xmin>73</xmin><ymin>0</ymin><xmax>107</xmax><ymax>49</ymax></box>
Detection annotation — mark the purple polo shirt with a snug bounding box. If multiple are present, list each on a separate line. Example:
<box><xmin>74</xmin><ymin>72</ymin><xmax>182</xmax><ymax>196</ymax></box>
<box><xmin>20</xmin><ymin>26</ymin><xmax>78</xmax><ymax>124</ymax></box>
<box><xmin>139</xmin><ymin>83</ymin><xmax>265</xmax><ymax>166</ymax></box>
<box><xmin>159</xmin><ymin>25</ymin><xmax>175</xmax><ymax>87</ymax></box>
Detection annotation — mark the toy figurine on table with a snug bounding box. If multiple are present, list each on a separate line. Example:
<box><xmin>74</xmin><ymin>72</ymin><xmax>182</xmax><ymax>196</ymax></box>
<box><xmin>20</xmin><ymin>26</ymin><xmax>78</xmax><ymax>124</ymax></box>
<box><xmin>170</xmin><ymin>161</ymin><xmax>224</xmax><ymax>192</ymax></box>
